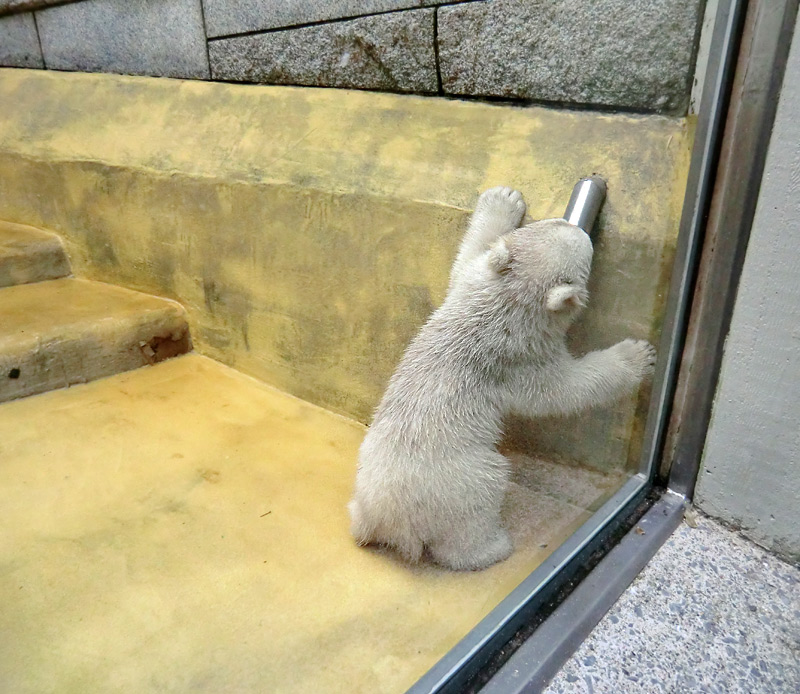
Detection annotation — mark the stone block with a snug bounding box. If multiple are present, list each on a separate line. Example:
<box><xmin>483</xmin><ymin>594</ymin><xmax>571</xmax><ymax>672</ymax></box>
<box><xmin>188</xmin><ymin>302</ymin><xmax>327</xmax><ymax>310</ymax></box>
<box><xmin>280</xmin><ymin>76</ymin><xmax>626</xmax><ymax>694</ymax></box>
<box><xmin>0</xmin><ymin>11</ymin><xmax>42</xmax><ymax>67</ymax></box>
<box><xmin>203</xmin><ymin>0</ymin><xmax>470</xmax><ymax>39</ymax></box>
<box><xmin>36</xmin><ymin>0</ymin><xmax>209</xmax><ymax>79</ymax></box>
<box><xmin>0</xmin><ymin>0</ymin><xmax>72</xmax><ymax>15</ymax></box>
<box><xmin>438</xmin><ymin>0</ymin><xmax>704</xmax><ymax>113</ymax></box>
<box><xmin>0</xmin><ymin>0</ymin><xmax>26</xmax><ymax>12</ymax></box>
<box><xmin>210</xmin><ymin>9</ymin><xmax>437</xmax><ymax>93</ymax></box>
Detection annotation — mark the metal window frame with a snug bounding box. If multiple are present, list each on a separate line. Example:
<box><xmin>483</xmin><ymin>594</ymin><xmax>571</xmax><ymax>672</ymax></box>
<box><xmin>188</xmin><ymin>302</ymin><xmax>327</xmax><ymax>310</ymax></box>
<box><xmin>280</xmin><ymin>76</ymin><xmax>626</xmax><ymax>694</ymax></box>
<box><xmin>478</xmin><ymin>491</ymin><xmax>687</xmax><ymax>694</ymax></box>
<box><xmin>407</xmin><ymin>0</ymin><xmax>799</xmax><ymax>691</ymax></box>
<box><xmin>662</xmin><ymin>0</ymin><xmax>800</xmax><ymax>497</ymax></box>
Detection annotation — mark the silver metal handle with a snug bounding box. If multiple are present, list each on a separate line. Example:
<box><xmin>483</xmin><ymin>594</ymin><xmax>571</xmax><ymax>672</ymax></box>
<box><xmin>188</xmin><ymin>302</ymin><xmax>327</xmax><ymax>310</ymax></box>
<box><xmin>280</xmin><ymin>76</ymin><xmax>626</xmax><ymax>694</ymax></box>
<box><xmin>564</xmin><ymin>176</ymin><xmax>607</xmax><ymax>235</ymax></box>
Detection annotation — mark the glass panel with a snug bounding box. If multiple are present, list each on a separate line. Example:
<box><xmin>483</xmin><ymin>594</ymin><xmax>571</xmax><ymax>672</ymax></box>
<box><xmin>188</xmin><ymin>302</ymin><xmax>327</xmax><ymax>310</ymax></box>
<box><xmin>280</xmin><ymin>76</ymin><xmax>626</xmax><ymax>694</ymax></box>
<box><xmin>0</xmin><ymin>2</ymin><xmax>723</xmax><ymax>693</ymax></box>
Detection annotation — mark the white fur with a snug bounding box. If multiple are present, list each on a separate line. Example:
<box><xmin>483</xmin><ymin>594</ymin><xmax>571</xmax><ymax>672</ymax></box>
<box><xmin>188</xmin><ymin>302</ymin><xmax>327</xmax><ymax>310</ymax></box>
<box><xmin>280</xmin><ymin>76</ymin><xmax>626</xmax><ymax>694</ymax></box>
<box><xmin>349</xmin><ymin>187</ymin><xmax>656</xmax><ymax>571</ymax></box>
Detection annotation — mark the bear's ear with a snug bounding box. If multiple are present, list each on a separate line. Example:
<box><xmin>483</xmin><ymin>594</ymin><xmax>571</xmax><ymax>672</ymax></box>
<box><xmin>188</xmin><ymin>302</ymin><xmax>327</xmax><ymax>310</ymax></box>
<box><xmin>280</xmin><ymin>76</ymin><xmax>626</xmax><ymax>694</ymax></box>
<box><xmin>487</xmin><ymin>237</ymin><xmax>512</xmax><ymax>276</ymax></box>
<box><xmin>546</xmin><ymin>284</ymin><xmax>584</xmax><ymax>312</ymax></box>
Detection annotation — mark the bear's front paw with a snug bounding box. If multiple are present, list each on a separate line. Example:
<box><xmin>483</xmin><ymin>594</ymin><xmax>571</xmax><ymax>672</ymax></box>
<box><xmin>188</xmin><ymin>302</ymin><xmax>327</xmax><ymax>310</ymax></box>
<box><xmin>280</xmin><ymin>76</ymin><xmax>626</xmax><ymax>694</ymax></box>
<box><xmin>614</xmin><ymin>339</ymin><xmax>657</xmax><ymax>378</ymax></box>
<box><xmin>477</xmin><ymin>186</ymin><xmax>527</xmax><ymax>229</ymax></box>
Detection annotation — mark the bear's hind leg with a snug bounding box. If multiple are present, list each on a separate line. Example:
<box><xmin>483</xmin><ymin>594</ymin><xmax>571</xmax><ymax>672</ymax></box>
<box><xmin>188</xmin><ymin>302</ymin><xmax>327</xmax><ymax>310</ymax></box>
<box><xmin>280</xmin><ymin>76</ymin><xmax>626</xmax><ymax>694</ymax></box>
<box><xmin>427</xmin><ymin>516</ymin><xmax>513</xmax><ymax>571</ymax></box>
<box><xmin>348</xmin><ymin>498</ymin><xmax>375</xmax><ymax>546</ymax></box>
<box><xmin>349</xmin><ymin>497</ymin><xmax>425</xmax><ymax>563</ymax></box>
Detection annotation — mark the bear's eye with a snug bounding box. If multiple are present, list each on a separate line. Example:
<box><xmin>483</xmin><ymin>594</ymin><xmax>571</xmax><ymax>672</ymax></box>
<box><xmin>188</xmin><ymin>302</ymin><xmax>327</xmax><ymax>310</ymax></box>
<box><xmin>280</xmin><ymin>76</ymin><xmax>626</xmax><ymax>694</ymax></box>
<box><xmin>557</xmin><ymin>277</ymin><xmax>573</xmax><ymax>285</ymax></box>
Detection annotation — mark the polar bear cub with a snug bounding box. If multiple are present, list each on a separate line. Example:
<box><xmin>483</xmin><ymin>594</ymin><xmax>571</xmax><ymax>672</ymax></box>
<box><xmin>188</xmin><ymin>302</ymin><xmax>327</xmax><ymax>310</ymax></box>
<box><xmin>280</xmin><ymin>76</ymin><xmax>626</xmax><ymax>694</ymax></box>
<box><xmin>349</xmin><ymin>187</ymin><xmax>656</xmax><ymax>571</ymax></box>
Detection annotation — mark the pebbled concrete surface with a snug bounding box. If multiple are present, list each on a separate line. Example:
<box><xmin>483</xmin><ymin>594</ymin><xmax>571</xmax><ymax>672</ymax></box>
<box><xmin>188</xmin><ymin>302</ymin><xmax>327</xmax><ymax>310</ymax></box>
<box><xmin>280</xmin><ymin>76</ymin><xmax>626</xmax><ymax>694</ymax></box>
<box><xmin>544</xmin><ymin>514</ymin><xmax>800</xmax><ymax>694</ymax></box>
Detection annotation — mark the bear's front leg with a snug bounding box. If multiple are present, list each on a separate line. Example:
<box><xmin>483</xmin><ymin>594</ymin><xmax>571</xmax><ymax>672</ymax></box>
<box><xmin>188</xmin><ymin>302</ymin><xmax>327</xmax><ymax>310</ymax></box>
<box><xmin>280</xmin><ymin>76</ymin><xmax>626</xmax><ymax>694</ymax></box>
<box><xmin>449</xmin><ymin>187</ymin><xmax>527</xmax><ymax>290</ymax></box>
<box><xmin>508</xmin><ymin>339</ymin><xmax>657</xmax><ymax>417</ymax></box>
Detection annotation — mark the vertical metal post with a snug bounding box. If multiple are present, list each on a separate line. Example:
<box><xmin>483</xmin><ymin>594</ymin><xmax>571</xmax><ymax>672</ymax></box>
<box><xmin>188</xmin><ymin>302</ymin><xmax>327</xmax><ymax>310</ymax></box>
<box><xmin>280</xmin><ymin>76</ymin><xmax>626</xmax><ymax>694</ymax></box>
<box><xmin>665</xmin><ymin>0</ymin><xmax>800</xmax><ymax>496</ymax></box>
<box><xmin>563</xmin><ymin>176</ymin><xmax>606</xmax><ymax>236</ymax></box>
<box><xmin>632</xmin><ymin>0</ymin><xmax>746</xmax><ymax>484</ymax></box>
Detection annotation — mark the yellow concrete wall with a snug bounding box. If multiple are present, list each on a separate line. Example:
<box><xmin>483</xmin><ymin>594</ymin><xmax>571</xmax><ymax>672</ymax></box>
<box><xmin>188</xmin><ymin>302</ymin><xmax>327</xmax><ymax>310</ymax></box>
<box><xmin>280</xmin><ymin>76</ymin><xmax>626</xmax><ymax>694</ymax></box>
<box><xmin>0</xmin><ymin>69</ymin><xmax>692</xmax><ymax>470</ymax></box>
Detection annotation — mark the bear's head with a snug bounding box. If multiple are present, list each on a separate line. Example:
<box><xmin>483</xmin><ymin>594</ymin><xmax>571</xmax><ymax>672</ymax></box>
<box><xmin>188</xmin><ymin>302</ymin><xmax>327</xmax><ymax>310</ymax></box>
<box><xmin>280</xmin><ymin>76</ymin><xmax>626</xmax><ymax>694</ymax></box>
<box><xmin>486</xmin><ymin>218</ymin><xmax>593</xmax><ymax>324</ymax></box>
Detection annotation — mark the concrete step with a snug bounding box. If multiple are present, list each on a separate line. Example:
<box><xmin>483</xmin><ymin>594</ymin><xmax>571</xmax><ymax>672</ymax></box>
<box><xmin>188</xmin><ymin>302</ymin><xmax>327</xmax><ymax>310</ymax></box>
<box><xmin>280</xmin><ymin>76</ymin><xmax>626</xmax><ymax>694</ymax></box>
<box><xmin>0</xmin><ymin>278</ymin><xmax>191</xmax><ymax>402</ymax></box>
<box><xmin>0</xmin><ymin>354</ymin><xmax>624</xmax><ymax>693</ymax></box>
<box><xmin>0</xmin><ymin>220</ymin><xmax>71</xmax><ymax>287</ymax></box>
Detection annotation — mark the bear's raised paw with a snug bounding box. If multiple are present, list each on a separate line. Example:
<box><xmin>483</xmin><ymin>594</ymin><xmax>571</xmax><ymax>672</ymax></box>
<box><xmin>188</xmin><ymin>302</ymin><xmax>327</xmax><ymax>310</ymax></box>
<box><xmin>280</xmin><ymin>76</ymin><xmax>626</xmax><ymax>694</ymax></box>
<box><xmin>476</xmin><ymin>186</ymin><xmax>527</xmax><ymax>229</ymax></box>
<box><xmin>614</xmin><ymin>338</ymin><xmax>657</xmax><ymax>377</ymax></box>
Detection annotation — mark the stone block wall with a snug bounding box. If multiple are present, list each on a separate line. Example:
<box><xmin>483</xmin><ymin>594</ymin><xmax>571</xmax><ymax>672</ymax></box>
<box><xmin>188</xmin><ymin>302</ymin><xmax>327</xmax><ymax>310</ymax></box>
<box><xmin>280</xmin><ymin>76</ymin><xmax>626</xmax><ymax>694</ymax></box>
<box><xmin>0</xmin><ymin>0</ymin><xmax>705</xmax><ymax>113</ymax></box>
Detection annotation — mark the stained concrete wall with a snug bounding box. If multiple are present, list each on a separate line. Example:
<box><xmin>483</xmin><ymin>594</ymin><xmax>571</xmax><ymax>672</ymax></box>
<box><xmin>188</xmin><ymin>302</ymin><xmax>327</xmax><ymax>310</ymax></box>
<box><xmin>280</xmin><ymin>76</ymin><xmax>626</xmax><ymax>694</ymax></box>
<box><xmin>0</xmin><ymin>68</ymin><xmax>691</xmax><ymax>473</ymax></box>
<box><xmin>695</xmin><ymin>12</ymin><xmax>800</xmax><ymax>563</ymax></box>
<box><xmin>0</xmin><ymin>0</ymin><xmax>706</xmax><ymax>113</ymax></box>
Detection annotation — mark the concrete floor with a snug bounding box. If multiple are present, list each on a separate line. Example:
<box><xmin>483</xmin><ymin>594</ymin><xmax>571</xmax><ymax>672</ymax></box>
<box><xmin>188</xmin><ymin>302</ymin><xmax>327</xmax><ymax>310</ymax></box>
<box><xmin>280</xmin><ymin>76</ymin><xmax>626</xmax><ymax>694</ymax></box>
<box><xmin>544</xmin><ymin>514</ymin><xmax>800</xmax><ymax>694</ymax></box>
<box><xmin>0</xmin><ymin>354</ymin><xmax>628</xmax><ymax>694</ymax></box>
